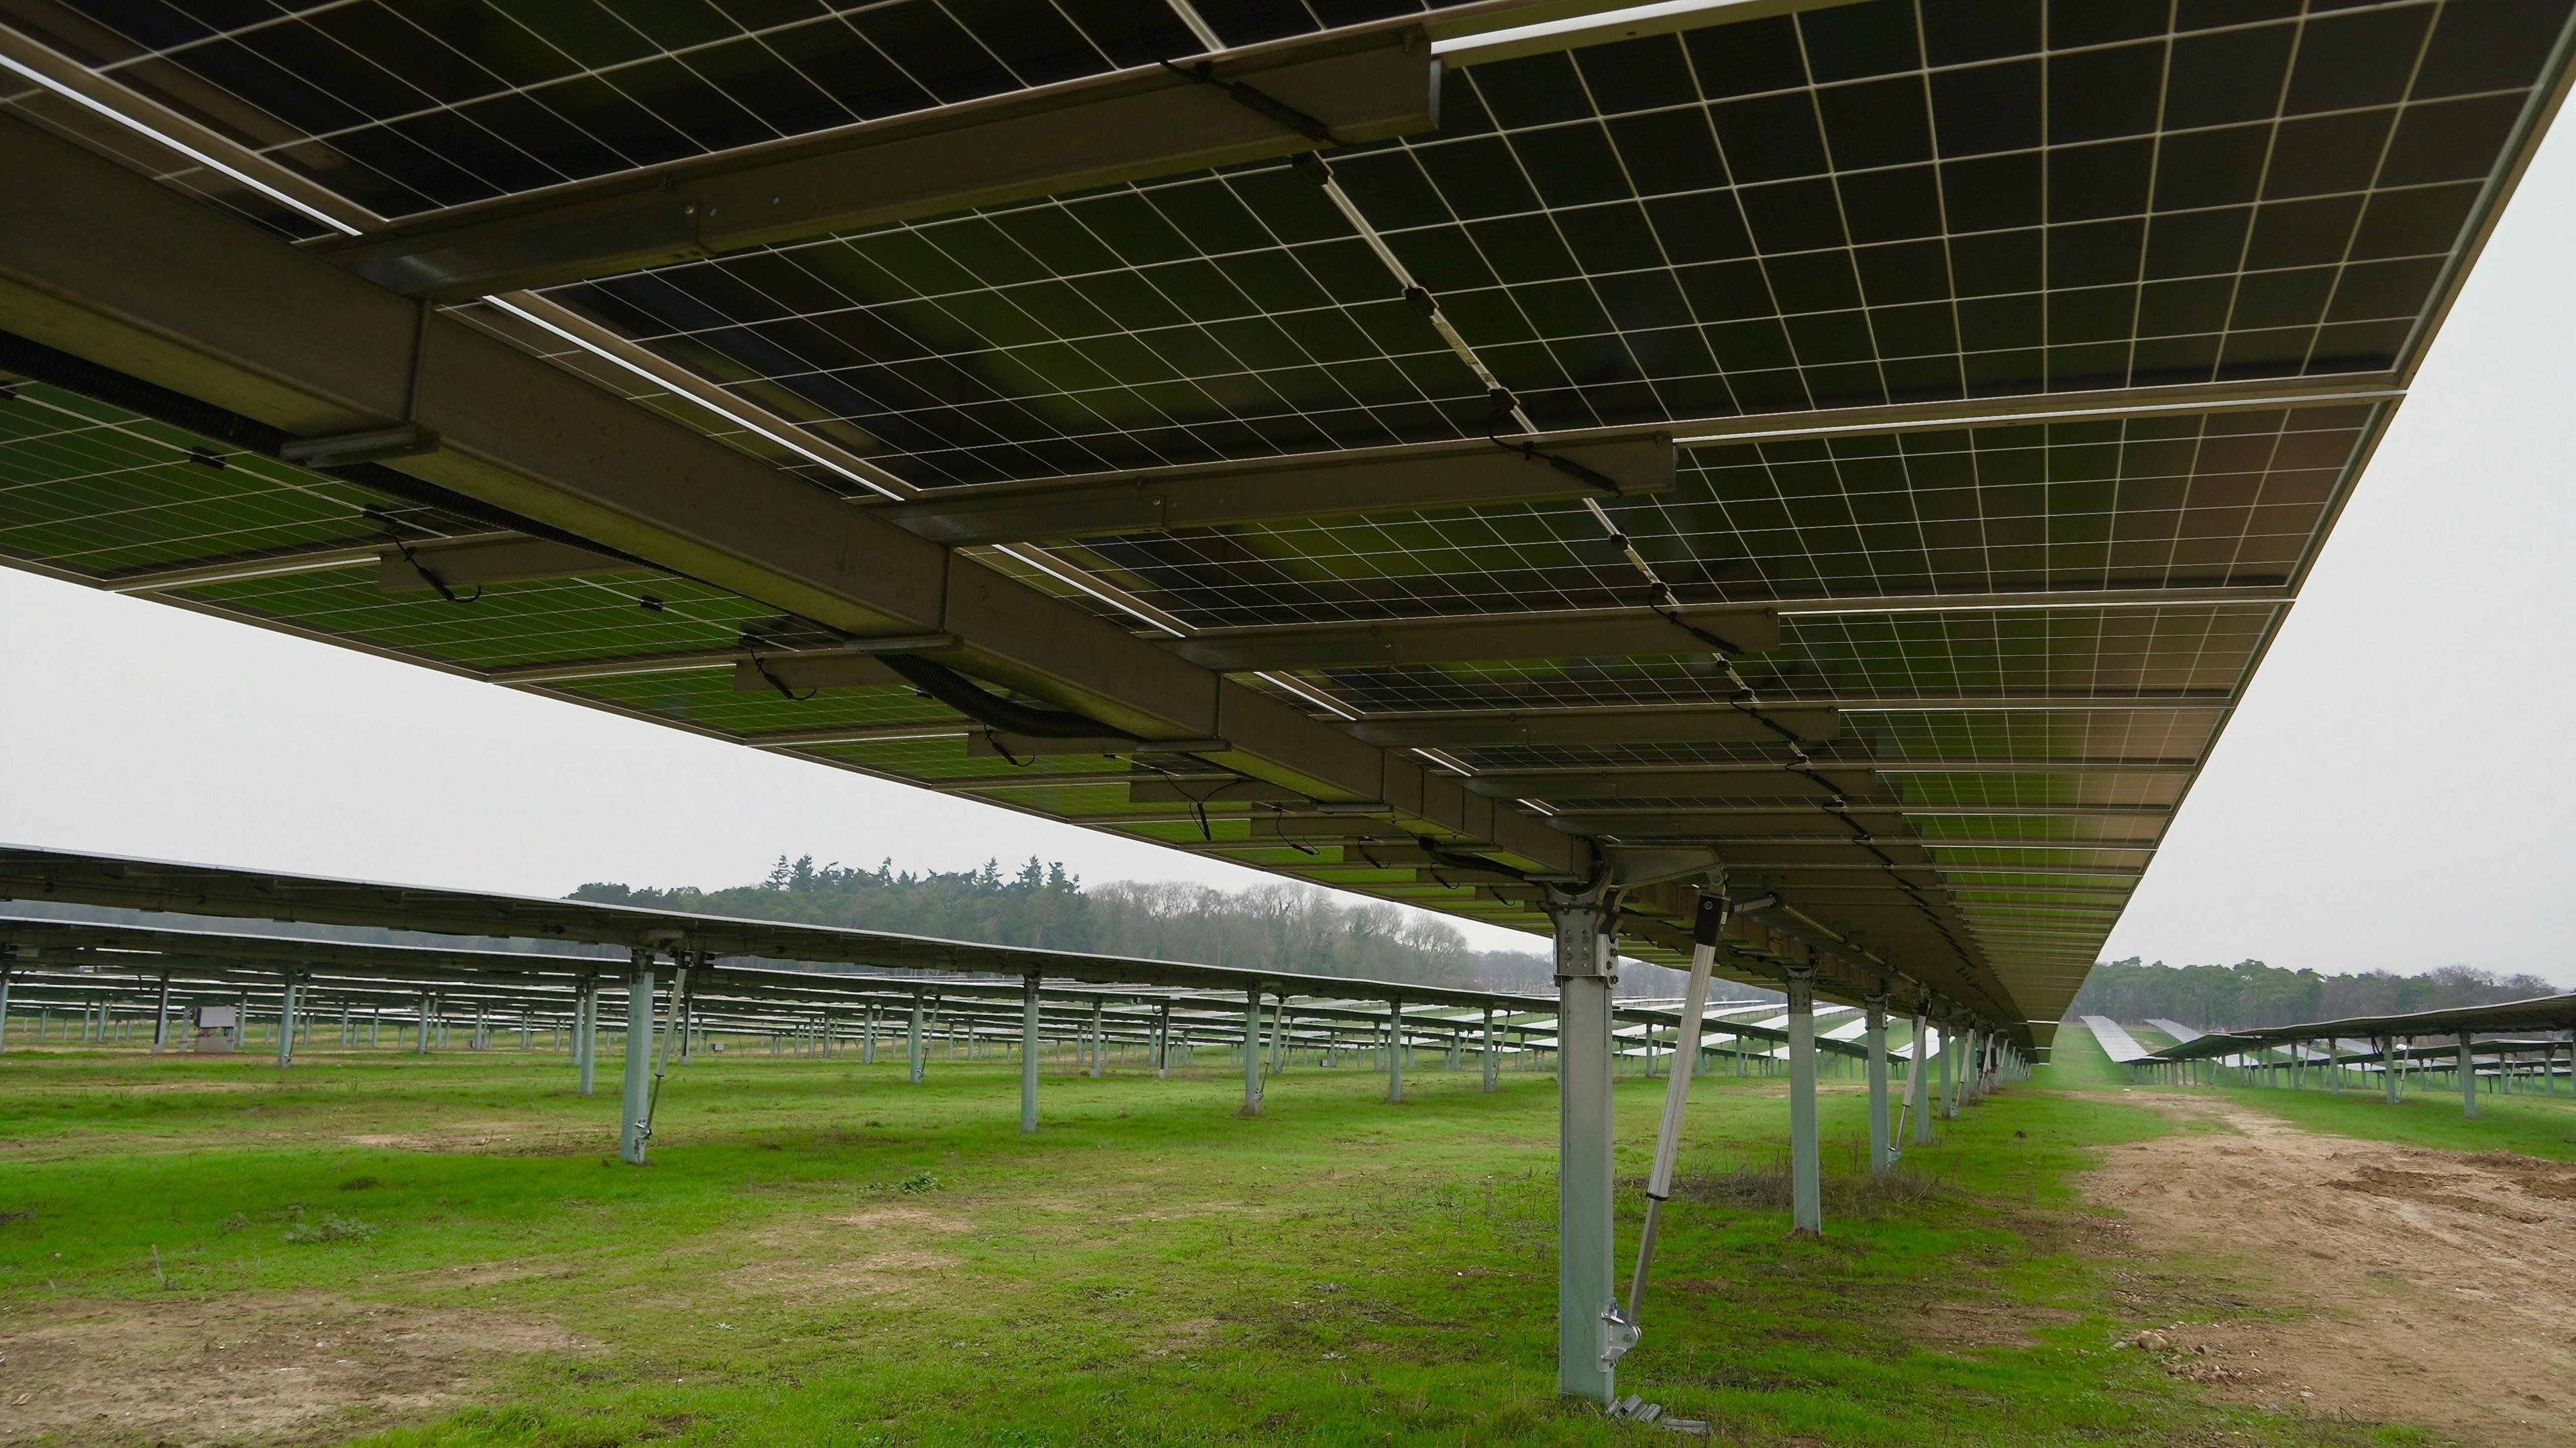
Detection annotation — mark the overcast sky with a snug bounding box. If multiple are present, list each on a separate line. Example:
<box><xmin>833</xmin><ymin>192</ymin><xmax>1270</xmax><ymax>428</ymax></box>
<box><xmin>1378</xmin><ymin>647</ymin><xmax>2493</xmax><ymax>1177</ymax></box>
<box><xmin>4</xmin><ymin>121</ymin><xmax>2572</xmax><ymax>985</ymax></box>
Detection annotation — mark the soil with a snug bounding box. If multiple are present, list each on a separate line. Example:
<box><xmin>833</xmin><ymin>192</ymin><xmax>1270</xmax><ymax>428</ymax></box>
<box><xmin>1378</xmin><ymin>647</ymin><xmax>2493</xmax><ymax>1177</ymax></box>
<box><xmin>2085</xmin><ymin>1094</ymin><xmax>2576</xmax><ymax>1446</ymax></box>
<box><xmin>0</xmin><ymin>1292</ymin><xmax>594</xmax><ymax>1446</ymax></box>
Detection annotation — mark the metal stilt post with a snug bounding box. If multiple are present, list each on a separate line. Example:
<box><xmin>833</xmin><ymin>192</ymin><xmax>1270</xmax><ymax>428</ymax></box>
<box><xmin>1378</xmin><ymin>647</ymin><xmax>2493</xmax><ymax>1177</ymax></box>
<box><xmin>150</xmin><ymin>972</ymin><xmax>170</xmax><ymax>1054</ymax></box>
<box><xmin>1088</xmin><ymin>999</ymin><xmax>1104</xmax><ymax>1079</ymax></box>
<box><xmin>1240</xmin><ymin>987</ymin><xmax>1263</xmax><ymax>1115</ymax></box>
<box><xmin>621</xmin><ymin>952</ymin><xmax>655</xmax><ymax>1164</ymax></box>
<box><xmin>578</xmin><ymin>977</ymin><xmax>598</xmax><ymax>1096</ymax></box>
<box><xmin>1156</xmin><ymin>1001</ymin><xmax>1171</xmax><ymax>1079</ymax></box>
<box><xmin>1910</xmin><ymin>1009</ymin><xmax>1935</xmax><ymax>1144</ymax></box>
<box><xmin>1483</xmin><ymin>1003</ymin><xmax>1498</xmax><ymax>1093</ymax></box>
<box><xmin>908</xmin><ymin>995</ymin><xmax>925</xmax><ymax>1084</ymax></box>
<box><xmin>1387</xmin><ymin>995</ymin><xmax>1405</xmax><ymax>1103</ymax></box>
<box><xmin>1550</xmin><ymin>892</ymin><xmax>1621</xmax><ymax>1404</ymax></box>
<box><xmin>2459</xmin><ymin>1032</ymin><xmax>2478</xmax><ymax>1119</ymax></box>
<box><xmin>1020</xmin><ymin>974</ymin><xmax>1040</xmax><ymax>1134</ymax></box>
<box><xmin>1864</xmin><ymin>995</ymin><xmax>1890</xmax><ymax>1176</ymax></box>
<box><xmin>1786</xmin><ymin>966</ymin><xmax>1821</xmax><ymax>1235</ymax></box>
<box><xmin>275</xmin><ymin>974</ymin><xmax>299</xmax><ymax>1068</ymax></box>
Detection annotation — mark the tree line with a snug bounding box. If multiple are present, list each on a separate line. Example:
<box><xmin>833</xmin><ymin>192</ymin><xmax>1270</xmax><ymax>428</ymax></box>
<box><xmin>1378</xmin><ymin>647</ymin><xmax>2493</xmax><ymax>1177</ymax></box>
<box><xmin>570</xmin><ymin>854</ymin><xmax>1597</xmax><ymax>994</ymax></box>
<box><xmin>2067</xmin><ymin>956</ymin><xmax>2563</xmax><ymax>1030</ymax></box>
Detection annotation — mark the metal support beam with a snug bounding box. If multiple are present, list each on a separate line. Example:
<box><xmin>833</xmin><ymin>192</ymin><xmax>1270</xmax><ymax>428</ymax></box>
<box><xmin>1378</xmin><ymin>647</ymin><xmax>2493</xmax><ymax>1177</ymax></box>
<box><xmin>1089</xmin><ymin>999</ymin><xmax>1105</xmax><ymax>1079</ymax></box>
<box><xmin>150</xmin><ymin>972</ymin><xmax>169</xmax><ymax>1054</ymax></box>
<box><xmin>1020</xmin><ymin>974</ymin><xmax>1040</xmax><ymax>1135</ymax></box>
<box><xmin>1351</xmin><ymin>704</ymin><xmax>1838</xmax><ymax>749</ymax></box>
<box><xmin>576</xmin><ymin>978</ymin><xmax>596</xmax><ymax>1095</ymax></box>
<box><xmin>621</xmin><ymin>955</ymin><xmax>653</xmax><ymax>1164</ymax></box>
<box><xmin>875</xmin><ymin>433</ymin><xmax>1674</xmax><ymax>543</ymax></box>
<box><xmin>317</xmin><ymin>34</ymin><xmax>1442</xmax><ymax>298</ymax></box>
<box><xmin>1786</xmin><ymin>967</ymin><xmax>1821</xmax><ymax>1236</ymax></box>
<box><xmin>1864</xmin><ymin>995</ymin><xmax>1890</xmax><ymax>1177</ymax></box>
<box><xmin>1550</xmin><ymin>893</ymin><xmax>1619</xmax><ymax>1404</ymax></box>
<box><xmin>1483</xmin><ymin>1003</ymin><xmax>1498</xmax><ymax>1093</ymax></box>
<box><xmin>1173</xmin><ymin>604</ymin><xmax>1779</xmax><ymax>673</ymax></box>
<box><xmin>2459</xmin><ymin>1033</ymin><xmax>2478</xmax><ymax>1119</ymax></box>
<box><xmin>1939</xmin><ymin>1021</ymin><xmax>1958</xmax><ymax>1120</ymax></box>
<box><xmin>274</xmin><ymin>968</ymin><xmax>299</xmax><ymax>1061</ymax></box>
<box><xmin>1464</xmin><ymin>766</ymin><xmax>1884</xmax><ymax>804</ymax></box>
<box><xmin>1387</xmin><ymin>995</ymin><xmax>1406</xmax><ymax>1103</ymax></box>
<box><xmin>908</xmin><ymin>995</ymin><xmax>926</xmax><ymax>1084</ymax></box>
<box><xmin>1240</xmin><ymin>988</ymin><xmax>1263</xmax><ymax>1117</ymax></box>
<box><xmin>0</xmin><ymin>115</ymin><xmax>1585</xmax><ymax>883</ymax></box>
<box><xmin>1910</xmin><ymin>1009</ymin><xmax>1934</xmax><ymax>1145</ymax></box>
<box><xmin>1156</xmin><ymin>1001</ymin><xmax>1171</xmax><ymax>1079</ymax></box>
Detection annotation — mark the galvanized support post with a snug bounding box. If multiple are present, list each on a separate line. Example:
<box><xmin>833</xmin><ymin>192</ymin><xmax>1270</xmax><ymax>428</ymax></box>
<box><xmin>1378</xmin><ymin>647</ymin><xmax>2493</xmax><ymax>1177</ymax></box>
<box><xmin>1938</xmin><ymin>1019</ymin><xmax>1958</xmax><ymax>1119</ymax></box>
<box><xmin>578</xmin><ymin>978</ymin><xmax>598</xmax><ymax>1096</ymax></box>
<box><xmin>862</xmin><ymin>1004</ymin><xmax>876</xmax><ymax>1064</ymax></box>
<box><xmin>1910</xmin><ymin>1009</ymin><xmax>1935</xmax><ymax>1144</ymax></box>
<box><xmin>274</xmin><ymin>975</ymin><xmax>300</xmax><ymax>1068</ymax></box>
<box><xmin>1786</xmin><ymin>967</ymin><xmax>1821</xmax><ymax>1235</ymax></box>
<box><xmin>621</xmin><ymin>952</ymin><xmax>655</xmax><ymax>1164</ymax></box>
<box><xmin>1156</xmin><ymin>1001</ymin><xmax>1171</xmax><ymax>1078</ymax></box>
<box><xmin>1549</xmin><ymin>893</ymin><xmax>1619</xmax><ymax>1404</ymax></box>
<box><xmin>907</xmin><ymin>995</ymin><xmax>926</xmax><ymax>1083</ymax></box>
<box><xmin>2459</xmin><ymin>1033</ymin><xmax>2478</xmax><ymax>1119</ymax></box>
<box><xmin>150</xmin><ymin>972</ymin><xmax>171</xmax><ymax>1054</ymax></box>
<box><xmin>1088</xmin><ymin>999</ymin><xmax>1104</xmax><ymax>1079</ymax></box>
<box><xmin>1483</xmin><ymin>1003</ymin><xmax>1499</xmax><ymax>1093</ymax></box>
<box><xmin>1020</xmin><ymin>974</ymin><xmax>1040</xmax><ymax>1134</ymax></box>
<box><xmin>1386</xmin><ymin>995</ymin><xmax>1405</xmax><ymax>1103</ymax></box>
<box><xmin>416</xmin><ymin>993</ymin><xmax>431</xmax><ymax>1055</ymax></box>
<box><xmin>1240</xmin><ymin>988</ymin><xmax>1263</xmax><ymax>1116</ymax></box>
<box><xmin>1864</xmin><ymin>995</ymin><xmax>1890</xmax><ymax>1176</ymax></box>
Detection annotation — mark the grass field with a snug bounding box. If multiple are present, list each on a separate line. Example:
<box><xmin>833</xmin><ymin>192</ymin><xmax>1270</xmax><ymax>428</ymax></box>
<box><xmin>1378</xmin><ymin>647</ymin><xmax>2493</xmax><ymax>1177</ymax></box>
<box><xmin>1</xmin><ymin>1034</ymin><xmax>2531</xmax><ymax>1447</ymax></box>
<box><xmin>2052</xmin><ymin>1023</ymin><xmax>2576</xmax><ymax>1161</ymax></box>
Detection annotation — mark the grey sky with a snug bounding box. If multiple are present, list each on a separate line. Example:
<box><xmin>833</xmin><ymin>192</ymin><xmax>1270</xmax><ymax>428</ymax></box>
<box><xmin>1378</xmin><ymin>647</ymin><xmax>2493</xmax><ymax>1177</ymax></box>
<box><xmin>4</xmin><ymin>118</ymin><xmax>2572</xmax><ymax>983</ymax></box>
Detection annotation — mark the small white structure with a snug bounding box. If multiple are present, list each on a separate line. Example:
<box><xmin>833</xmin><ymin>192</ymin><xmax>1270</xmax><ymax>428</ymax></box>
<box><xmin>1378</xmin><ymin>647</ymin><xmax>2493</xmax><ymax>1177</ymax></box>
<box><xmin>193</xmin><ymin>1004</ymin><xmax>238</xmax><ymax>1054</ymax></box>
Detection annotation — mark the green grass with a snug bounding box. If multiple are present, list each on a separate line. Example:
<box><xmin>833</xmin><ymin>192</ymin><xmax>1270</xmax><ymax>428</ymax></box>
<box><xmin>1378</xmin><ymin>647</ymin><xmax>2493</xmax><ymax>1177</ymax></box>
<box><xmin>2043</xmin><ymin>1021</ymin><xmax>2576</xmax><ymax>1160</ymax></box>
<box><xmin>2185</xmin><ymin>1072</ymin><xmax>2576</xmax><ymax>1160</ymax></box>
<box><xmin>0</xmin><ymin>1041</ymin><xmax>2450</xmax><ymax>1447</ymax></box>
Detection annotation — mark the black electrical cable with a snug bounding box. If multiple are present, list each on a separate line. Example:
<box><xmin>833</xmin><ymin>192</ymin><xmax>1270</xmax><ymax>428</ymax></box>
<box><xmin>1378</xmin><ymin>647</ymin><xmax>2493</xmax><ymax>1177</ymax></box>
<box><xmin>1484</xmin><ymin>433</ymin><xmax>1625</xmax><ymax>494</ymax></box>
<box><xmin>1155</xmin><ymin>58</ymin><xmax>1349</xmax><ymax>148</ymax></box>
<box><xmin>379</xmin><ymin>528</ymin><xmax>481</xmax><ymax>604</ymax></box>
<box><xmin>748</xmin><ymin>655</ymin><xmax>816</xmax><ymax>703</ymax></box>
<box><xmin>875</xmin><ymin>653</ymin><xmax>1136</xmax><ymax>741</ymax></box>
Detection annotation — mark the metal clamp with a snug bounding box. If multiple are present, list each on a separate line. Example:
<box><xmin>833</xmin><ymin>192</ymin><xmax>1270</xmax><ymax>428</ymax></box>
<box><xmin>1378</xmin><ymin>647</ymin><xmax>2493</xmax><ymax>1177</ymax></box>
<box><xmin>1599</xmin><ymin>1301</ymin><xmax>1641</xmax><ymax>1371</ymax></box>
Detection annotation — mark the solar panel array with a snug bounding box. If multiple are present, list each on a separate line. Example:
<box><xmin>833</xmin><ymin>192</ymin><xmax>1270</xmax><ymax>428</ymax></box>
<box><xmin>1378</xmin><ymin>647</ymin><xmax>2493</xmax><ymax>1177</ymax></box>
<box><xmin>5</xmin><ymin>0</ymin><xmax>2571</xmax><ymax>1030</ymax></box>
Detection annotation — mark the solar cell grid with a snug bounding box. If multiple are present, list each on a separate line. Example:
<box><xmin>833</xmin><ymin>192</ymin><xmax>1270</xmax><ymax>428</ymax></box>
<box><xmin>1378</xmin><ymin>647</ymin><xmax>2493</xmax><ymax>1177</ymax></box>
<box><xmin>992</xmin><ymin>403</ymin><xmax>2361</xmax><ymax>634</ymax></box>
<box><xmin>1844</xmin><ymin>705</ymin><xmax>2224</xmax><ymax>760</ymax></box>
<box><xmin>497</xmin><ymin>0</ymin><xmax>2554</xmax><ymax>496</ymax></box>
<box><xmin>0</xmin><ymin>382</ymin><xmax>469</xmax><ymax>573</ymax></box>
<box><xmin>0</xmin><ymin>0</ymin><xmax>1211</xmax><ymax>217</ymax></box>
<box><xmin>0</xmin><ymin>0</ymin><xmax>2567</xmax><ymax>1027</ymax></box>
<box><xmin>175</xmin><ymin>569</ymin><xmax>752</xmax><ymax>671</ymax></box>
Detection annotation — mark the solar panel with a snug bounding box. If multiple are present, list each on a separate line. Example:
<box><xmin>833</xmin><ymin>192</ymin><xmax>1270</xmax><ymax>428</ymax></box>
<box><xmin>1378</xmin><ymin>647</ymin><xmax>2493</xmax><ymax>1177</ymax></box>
<box><xmin>3</xmin><ymin>0</ymin><xmax>2571</xmax><ymax>1027</ymax></box>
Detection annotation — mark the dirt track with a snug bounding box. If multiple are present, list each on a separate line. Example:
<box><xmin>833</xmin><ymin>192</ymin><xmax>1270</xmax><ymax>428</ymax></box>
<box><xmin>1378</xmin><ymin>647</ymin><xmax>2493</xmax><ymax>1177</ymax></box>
<box><xmin>2086</xmin><ymin>1095</ymin><xmax>2576</xmax><ymax>1447</ymax></box>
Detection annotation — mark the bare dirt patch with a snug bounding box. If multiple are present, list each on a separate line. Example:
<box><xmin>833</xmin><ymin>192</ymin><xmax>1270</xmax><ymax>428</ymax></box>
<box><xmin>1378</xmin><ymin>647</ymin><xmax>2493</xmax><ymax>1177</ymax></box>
<box><xmin>1911</xmin><ymin>1299</ymin><xmax>2082</xmax><ymax>1351</ymax></box>
<box><xmin>2086</xmin><ymin>1095</ymin><xmax>2576</xmax><ymax>1446</ymax></box>
<box><xmin>0</xmin><ymin>1291</ymin><xmax>594</xmax><ymax>1446</ymax></box>
<box><xmin>343</xmin><ymin>1121</ymin><xmax>594</xmax><ymax>1156</ymax></box>
<box><xmin>725</xmin><ymin>1205</ymin><xmax>973</xmax><ymax>1301</ymax></box>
